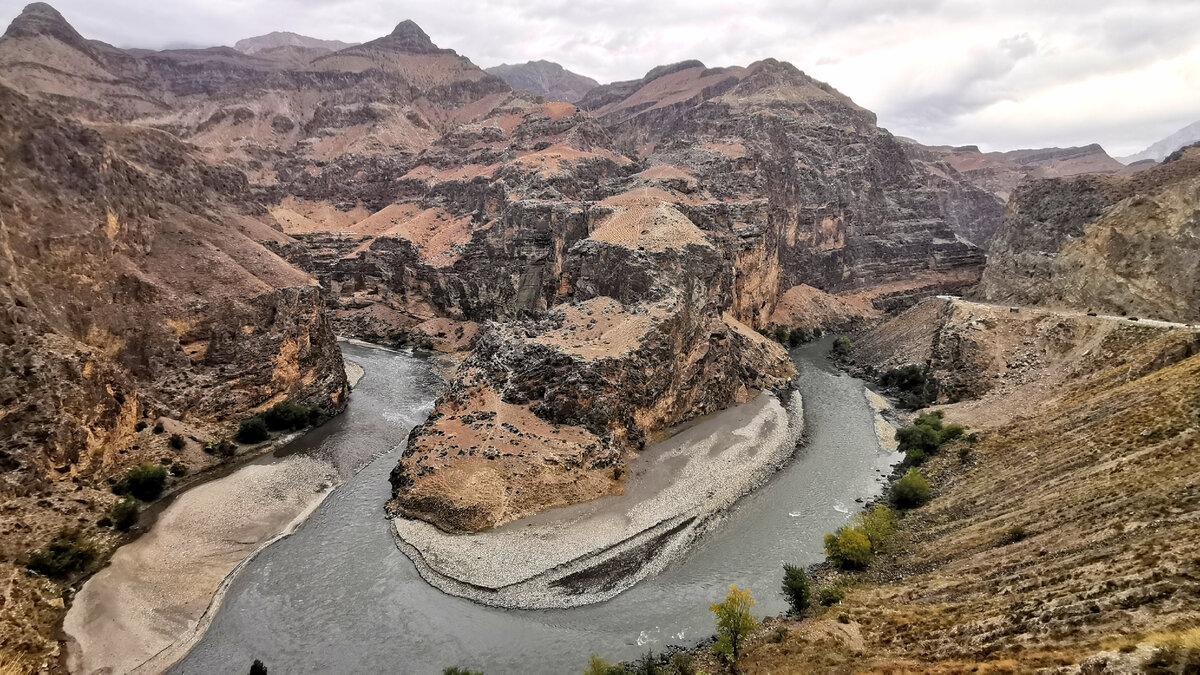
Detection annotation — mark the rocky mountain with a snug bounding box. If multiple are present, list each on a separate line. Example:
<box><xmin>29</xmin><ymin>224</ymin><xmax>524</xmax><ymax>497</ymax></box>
<box><xmin>974</xmin><ymin>145</ymin><xmax>1200</xmax><ymax>323</ymax></box>
<box><xmin>0</xmin><ymin>76</ymin><xmax>348</xmax><ymax>659</ymax></box>
<box><xmin>1120</xmin><ymin>119</ymin><xmax>1200</xmax><ymax>164</ymax></box>
<box><xmin>233</xmin><ymin>30</ymin><xmax>356</xmax><ymax>55</ymax></box>
<box><xmin>900</xmin><ymin>142</ymin><xmax>1141</xmax><ymax>246</ymax></box>
<box><xmin>485</xmin><ymin>60</ymin><xmax>599</xmax><ymax>102</ymax></box>
<box><xmin>0</xmin><ymin>0</ymin><xmax>1009</xmax><ymax>655</ymax></box>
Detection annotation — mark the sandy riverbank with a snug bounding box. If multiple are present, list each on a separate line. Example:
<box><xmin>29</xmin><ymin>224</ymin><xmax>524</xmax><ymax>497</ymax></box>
<box><xmin>61</xmin><ymin>361</ymin><xmax>367</xmax><ymax>674</ymax></box>
<box><xmin>391</xmin><ymin>387</ymin><xmax>805</xmax><ymax>609</ymax></box>
<box><xmin>62</xmin><ymin>454</ymin><xmax>338</xmax><ymax>674</ymax></box>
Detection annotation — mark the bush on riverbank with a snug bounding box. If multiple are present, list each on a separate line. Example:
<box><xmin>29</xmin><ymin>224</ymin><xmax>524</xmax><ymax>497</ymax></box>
<box><xmin>817</xmin><ymin>585</ymin><xmax>844</xmax><ymax>606</ymax></box>
<box><xmin>853</xmin><ymin>505</ymin><xmax>896</xmax><ymax>550</ymax></box>
<box><xmin>832</xmin><ymin>336</ymin><xmax>853</xmax><ymax>357</ymax></box>
<box><xmin>25</xmin><ymin>530</ymin><xmax>96</xmax><ymax>580</ymax></box>
<box><xmin>892</xmin><ymin>468</ymin><xmax>931</xmax><ymax>508</ymax></box>
<box><xmin>781</xmin><ymin>564</ymin><xmax>812</xmax><ymax>614</ymax></box>
<box><xmin>235</xmin><ymin>415</ymin><xmax>270</xmax><ymax>443</ymax></box>
<box><xmin>108</xmin><ymin>498</ymin><xmax>140</xmax><ymax>531</ymax></box>
<box><xmin>583</xmin><ymin>654</ymin><xmax>626</xmax><ymax>674</ymax></box>
<box><xmin>879</xmin><ymin>364</ymin><xmax>937</xmax><ymax>409</ymax></box>
<box><xmin>112</xmin><ymin>462</ymin><xmax>168</xmax><ymax>501</ymax></box>
<box><xmin>824</xmin><ymin>526</ymin><xmax>873</xmax><ymax>569</ymax></box>
<box><xmin>263</xmin><ymin>400</ymin><xmax>322</xmax><ymax>431</ymax></box>
<box><xmin>203</xmin><ymin>438</ymin><xmax>237</xmax><ymax>458</ymax></box>
<box><xmin>896</xmin><ymin>411</ymin><xmax>964</xmax><ymax>464</ymax></box>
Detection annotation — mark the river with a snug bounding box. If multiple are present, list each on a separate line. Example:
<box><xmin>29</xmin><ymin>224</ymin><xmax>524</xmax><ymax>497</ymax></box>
<box><xmin>170</xmin><ymin>339</ymin><xmax>899</xmax><ymax>674</ymax></box>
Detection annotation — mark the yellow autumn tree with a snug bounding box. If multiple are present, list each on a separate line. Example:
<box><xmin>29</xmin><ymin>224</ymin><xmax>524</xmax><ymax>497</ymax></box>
<box><xmin>710</xmin><ymin>584</ymin><xmax>758</xmax><ymax>662</ymax></box>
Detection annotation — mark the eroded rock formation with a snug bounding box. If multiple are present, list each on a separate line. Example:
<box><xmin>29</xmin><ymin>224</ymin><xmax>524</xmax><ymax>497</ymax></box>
<box><xmin>975</xmin><ymin>145</ymin><xmax>1200</xmax><ymax>323</ymax></box>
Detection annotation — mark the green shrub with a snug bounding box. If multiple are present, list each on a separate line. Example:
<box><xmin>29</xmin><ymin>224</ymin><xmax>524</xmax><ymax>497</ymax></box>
<box><xmin>263</xmin><ymin>400</ymin><xmax>321</xmax><ymax>431</ymax></box>
<box><xmin>896</xmin><ymin>412</ymin><xmax>966</xmax><ymax>463</ymax></box>
<box><xmin>817</xmin><ymin>586</ymin><xmax>844</xmax><ymax>606</ymax></box>
<box><xmin>892</xmin><ymin>468</ymin><xmax>931</xmax><ymax>509</ymax></box>
<box><xmin>167</xmin><ymin>433</ymin><xmax>186</xmax><ymax>450</ymax></box>
<box><xmin>824</xmin><ymin>525</ymin><xmax>873</xmax><ymax>569</ymax></box>
<box><xmin>781</xmin><ymin>563</ymin><xmax>812</xmax><ymax>614</ymax></box>
<box><xmin>152</xmin><ymin>421</ymin><xmax>165</xmax><ymax>434</ymax></box>
<box><xmin>832</xmin><ymin>336</ymin><xmax>852</xmax><ymax>357</ymax></box>
<box><xmin>583</xmin><ymin>654</ymin><xmax>627</xmax><ymax>675</ymax></box>
<box><xmin>774</xmin><ymin>326</ymin><xmax>789</xmax><ymax>343</ymax></box>
<box><xmin>204</xmin><ymin>438</ymin><xmax>237</xmax><ymax>458</ymax></box>
<box><xmin>236</xmin><ymin>415</ymin><xmax>270</xmax><ymax>443</ymax></box>
<box><xmin>26</xmin><ymin>531</ymin><xmax>96</xmax><ymax>580</ymax></box>
<box><xmin>250</xmin><ymin>661</ymin><xmax>268</xmax><ymax>675</ymax></box>
<box><xmin>837</xmin><ymin>613</ymin><xmax>850</xmax><ymax>624</ymax></box>
<box><xmin>109</xmin><ymin>498</ymin><xmax>140</xmax><ymax>531</ymax></box>
<box><xmin>788</xmin><ymin>326</ymin><xmax>810</xmax><ymax>347</ymax></box>
<box><xmin>169</xmin><ymin>462</ymin><xmax>188</xmax><ymax>476</ymax></box>
<box><xmin>442</xmin><ymin>668</ymin><xmax>482</xmax><ymax>675</ymax></box>
<box><xmin>879</xmin><ymin>364</ymin><xmax>939</xmax><ymax>409</ymax></box>
<box><xmin>633</xmin><ymin>650</ymin><xmax>660</xmax><ymax>675</ymax></box>
<box><xmin>669</xmin><ymin>652</ymin><xmax>694</xmax><ymax>675</ymax></box>
<box><xmin>135</xmin><ymin>420</ymin><xmax>148</xmax><ymax>432</ymax></box>
<box><xmin>1003</xmin><ymin>524</ymin><xmax>1028</xmax><ymax>544</ymax></box>
<box><xmin>113</xmin><ymin>462</ymin><xmax>168</xmax><ymax>501</ymax></box>
<box><xmin>852</xmin><ymin>504</ymin><xmax>895</xmax><ymax>550</ymax></box>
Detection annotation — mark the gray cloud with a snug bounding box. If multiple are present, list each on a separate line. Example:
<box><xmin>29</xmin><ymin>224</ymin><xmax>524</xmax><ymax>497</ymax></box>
<box><xmin>1</xmin><ymin>0</ymin><xmax>1198</xmax><ymax>155</ymax></box>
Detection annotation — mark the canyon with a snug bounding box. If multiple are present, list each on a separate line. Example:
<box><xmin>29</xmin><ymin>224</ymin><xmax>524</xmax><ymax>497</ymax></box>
<box><xmin>0</xmin><ymin>2</ymin><xmax>1198</xmax><ymax>673</ymax></box>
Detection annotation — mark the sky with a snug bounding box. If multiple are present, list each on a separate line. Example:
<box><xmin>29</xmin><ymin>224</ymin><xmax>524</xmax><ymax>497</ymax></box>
<box><xmin>4</xmin><ymin>0</ymin><xmax>1200</xmax><ymax>156</ymax></box>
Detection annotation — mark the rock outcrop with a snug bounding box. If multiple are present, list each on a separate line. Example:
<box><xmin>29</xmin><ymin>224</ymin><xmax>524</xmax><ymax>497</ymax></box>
<box><xmin>486</xmin><ymin>60</ymin><xmax>599</xmax><ymax>103</ymax></box>
<box><xmin>975</xmin><ymin>146</ymin><xmax>1200</xmax><ymax>323</ymax></box>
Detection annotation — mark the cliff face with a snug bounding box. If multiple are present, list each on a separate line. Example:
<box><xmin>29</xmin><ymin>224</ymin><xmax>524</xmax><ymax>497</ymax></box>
<box><xmin>0</xmin><ymin>79</ymin><xmax>348</xmax><ymax>482</ymax></box>
<box><xmin>975</xmin><ymin>147</ymin><xmax>1200</xmax><ymax>323</ymax></box>
<box><xmin>0</xmin><ymin>75</ymin><xmax>349</xmax><ymax>661</ymax></box>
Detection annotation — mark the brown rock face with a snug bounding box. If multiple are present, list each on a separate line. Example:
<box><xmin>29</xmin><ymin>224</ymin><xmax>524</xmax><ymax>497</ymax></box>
<box><xmin>0</xmin><ymin>81</ymin><xmax>348</xmax><ymax>482</ymax></box>
<box><xmin>974</xmin><ymin>146</ymin><xmax>1200</xmax><ymax>323</ymax></box>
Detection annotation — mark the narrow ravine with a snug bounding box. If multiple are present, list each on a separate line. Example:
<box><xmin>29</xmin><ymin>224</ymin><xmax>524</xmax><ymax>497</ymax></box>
<box><xmin>165</xmin><ymin>338</ymin><xmax>900</xmax><ymax>674</ymax></box>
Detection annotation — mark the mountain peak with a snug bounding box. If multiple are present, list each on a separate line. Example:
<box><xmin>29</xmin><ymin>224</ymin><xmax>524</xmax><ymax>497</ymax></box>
<box><xmin>4</xmin><ymin>2</ymin><xmax>86</xmax><ymax>46</ymax></box>
<box><xmin>384</xmin><ymin>19</ymin><xmax>439</xmax><ymax>52</ymax></box>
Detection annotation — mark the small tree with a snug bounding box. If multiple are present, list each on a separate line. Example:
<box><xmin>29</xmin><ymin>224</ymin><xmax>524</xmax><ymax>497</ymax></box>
<box><xmin>892</xmin><ymin>468</ymin><xmax>931</xmax><ymax>508</ymax></box>
<box><xmin>852</xmin><ymin>504</ymin><xmax>895</xmax><ymax>550</ymax></box>
<box><xmin>781</xmin><ymin>564</ymin><xmax>811</xmax><ymax>614</ymax></box>
<box><xmin>824</xmin><ymin>526</ymin><xmax>873</xmax><ymax>569</ymax></box>
<box><xmin>710</xmin><ymin>584</ymin><xmax>758</xmax><ymax>663</ymax></box>
<box><xmin>236</xmin><ymin>415</ymin><xmax>270</xmax><ymax>443</ymax></box>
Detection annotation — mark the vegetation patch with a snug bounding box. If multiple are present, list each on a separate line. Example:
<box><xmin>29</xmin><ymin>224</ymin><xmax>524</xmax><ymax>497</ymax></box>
<box><xmin>26</xmin><ymin>531</ymin><xmax>96</xmax><ymax>580</ymax></box>
<box><xmin>895</xmin><ymin>410</ymin><xmax>964</xmax><ymax>464</ymax></box>
<box><xmin>892</xmin><ymin>467</ymin><xmax>931</xmax><ymax>509</ymax></box>
<box><xmin>112</xmin><ymin>462</ymin><xmax>168</xmax><ymax>501</ymax></box>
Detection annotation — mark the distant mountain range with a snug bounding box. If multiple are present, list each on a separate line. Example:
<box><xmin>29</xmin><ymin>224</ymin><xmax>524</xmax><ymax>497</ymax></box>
<box><xmin>233</xmin><ymin>30</ymin><xmax>357</xmax><ymax>54</ymax></box>
<box><xmin>485</xmin><ymin>60</ymin><xmax>598</xmax><ymax>102</ymax></box>
<box><xmin>1120</xmin><ymin>120</ymin><xmax>1200</xmax><ymax>164</ymax></box>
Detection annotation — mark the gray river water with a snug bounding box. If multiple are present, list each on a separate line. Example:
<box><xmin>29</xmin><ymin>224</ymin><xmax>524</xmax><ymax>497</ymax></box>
<box><xmin>172</xmin><ymin>339</ymin><xmax>899</xmax><ymax>674</ymax></box>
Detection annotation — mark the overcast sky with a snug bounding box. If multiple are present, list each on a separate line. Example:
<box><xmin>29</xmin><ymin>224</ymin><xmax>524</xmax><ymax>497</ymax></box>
<box><xmin>5</xmin><ymin>0</ymin><xmax>1200</xmax><ymax>156</ymax></box>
